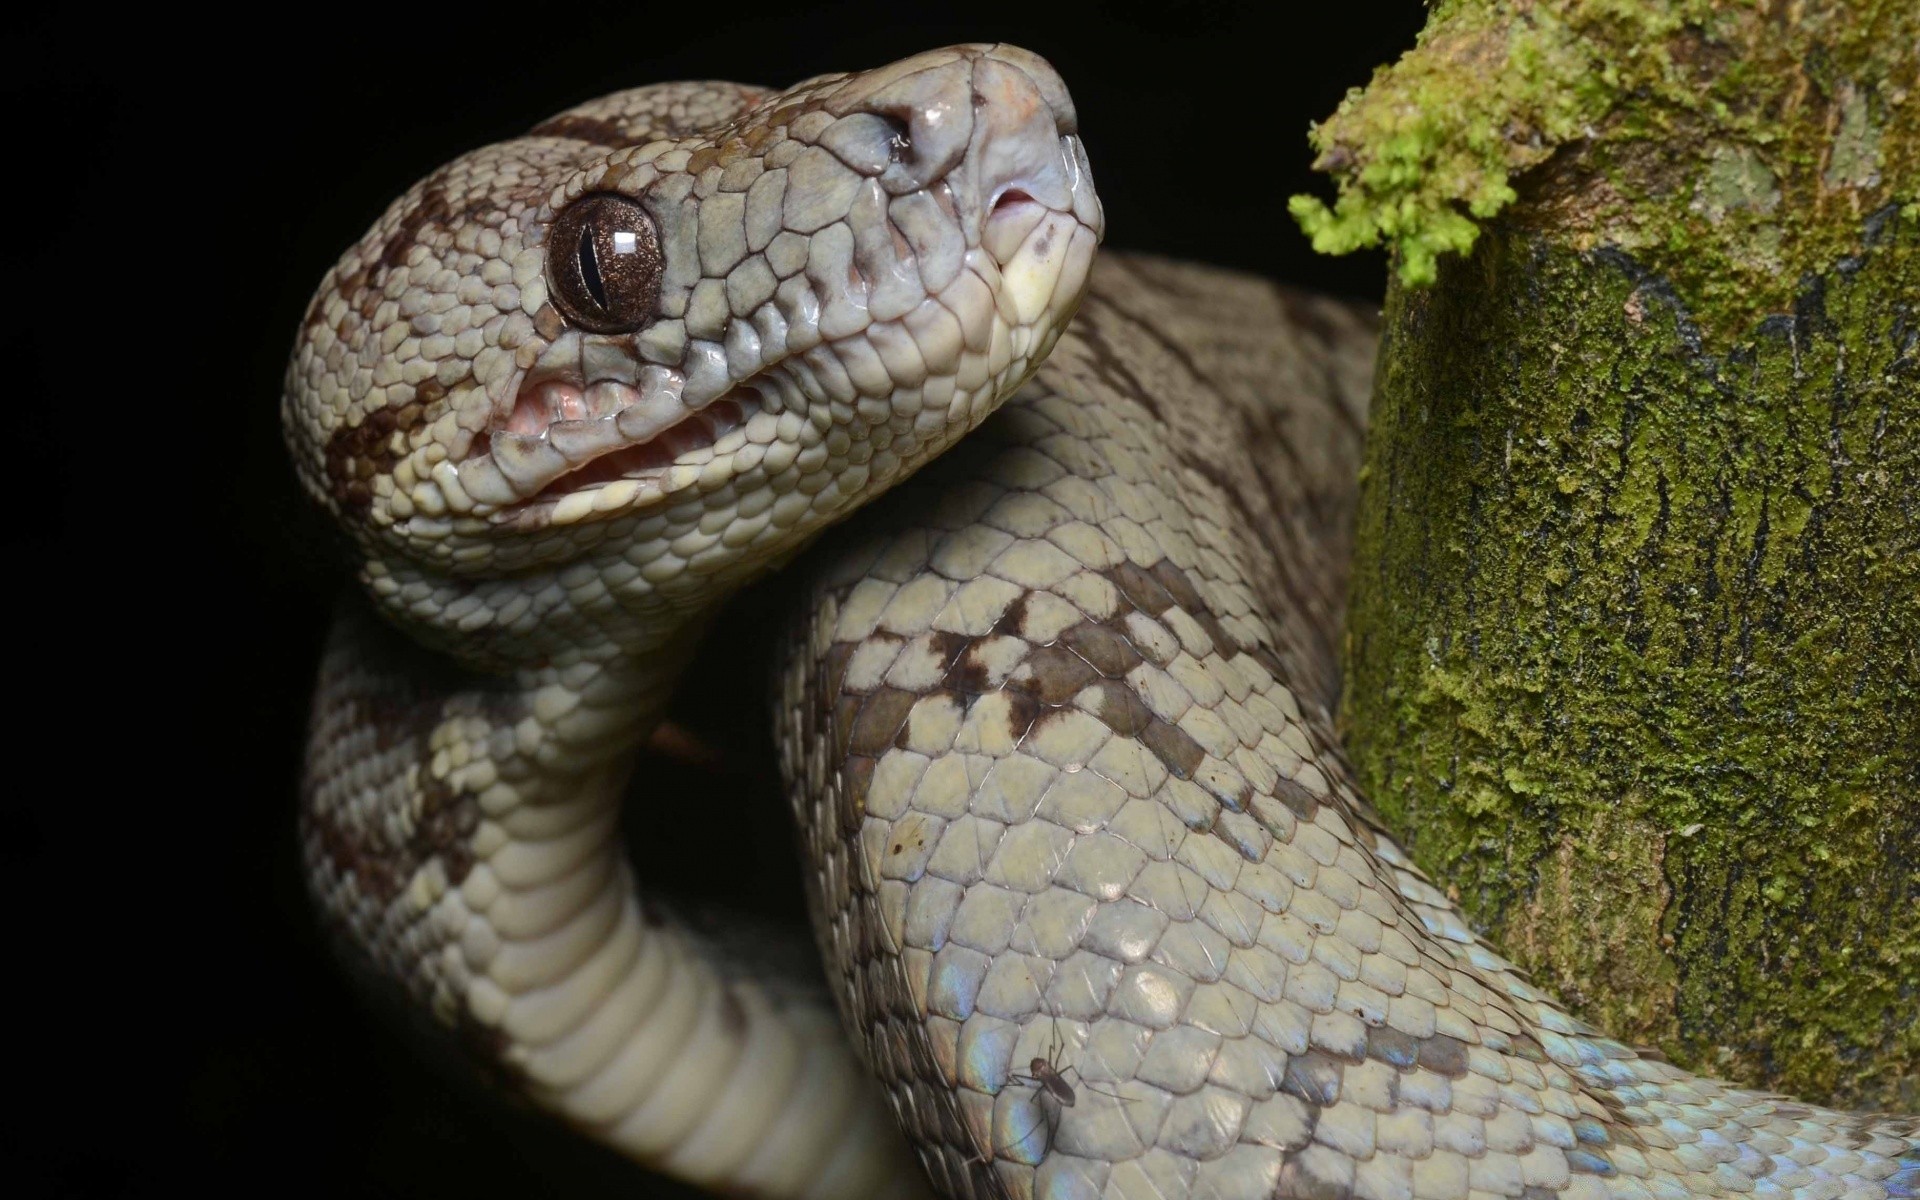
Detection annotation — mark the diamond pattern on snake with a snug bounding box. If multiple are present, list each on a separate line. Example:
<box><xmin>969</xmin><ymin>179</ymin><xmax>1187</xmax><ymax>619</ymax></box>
<box><xmin>281</xmin><ymin>41</ymin><xmax>1918</xmax><ymax>1200</ymax></box>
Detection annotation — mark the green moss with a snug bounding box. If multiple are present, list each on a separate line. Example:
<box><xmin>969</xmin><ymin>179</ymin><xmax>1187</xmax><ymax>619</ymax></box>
<box><xmin>1291</xmin><ymin>0</ymin><xmax>1919</xmax><ymax>344</ymax></box>
<box><xmin>1290</xmin><ymin>0</ymin><xmax>1704</xmax><ymax>284</ymax></box>
<box><xmin>1343</xmin><ymin>212</ymin><xmax>1919</xmax><ymax>1107</ymax></box>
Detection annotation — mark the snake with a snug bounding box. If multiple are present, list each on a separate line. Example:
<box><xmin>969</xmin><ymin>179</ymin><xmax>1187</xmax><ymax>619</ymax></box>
<box><xmin>282</xmin><ymin>44</ymin><xmax>1918</xmax><ymax>1200</ymax></box>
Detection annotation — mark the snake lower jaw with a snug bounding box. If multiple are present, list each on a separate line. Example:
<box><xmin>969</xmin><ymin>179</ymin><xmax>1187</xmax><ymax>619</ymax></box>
<box><xmin>467</xmin><ymin>372</ymin><xmax>766</xmax><ymax>525</ymax></box>
<box><xmin>531</xmin><ymin>391</ymin><xmax>758</xmax><ymax>503</ymax></box>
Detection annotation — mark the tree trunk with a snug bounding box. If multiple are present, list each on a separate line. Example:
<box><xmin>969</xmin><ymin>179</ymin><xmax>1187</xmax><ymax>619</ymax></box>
<box><xmin>1296</xmin><ymin>0</ymin><xmax>1918</xmax><ymax>1109</ymax></box>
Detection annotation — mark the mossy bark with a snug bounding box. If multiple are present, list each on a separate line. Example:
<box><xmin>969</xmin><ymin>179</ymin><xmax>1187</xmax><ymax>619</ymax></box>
<box><xmin>1326</xmin><ymin>2</ymin><xmax>1918</xmax><ymax>1110</ymax></box>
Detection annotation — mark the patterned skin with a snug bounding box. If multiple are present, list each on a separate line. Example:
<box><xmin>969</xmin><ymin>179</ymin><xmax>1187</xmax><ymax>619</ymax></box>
<box><xmin>283</xmin><ymin>44</ymin><xmax>1918</xmax><ymax>1200</ymax></box>
<box><xmin>286</xmin><ymin>45</ymin><xmax>1097</xmax><ymax>1200</ymax></box>
<box><xmin>778</xmin><ymin>256</ymin><xmax>1920</xmax><ymax>1200</ymax></box>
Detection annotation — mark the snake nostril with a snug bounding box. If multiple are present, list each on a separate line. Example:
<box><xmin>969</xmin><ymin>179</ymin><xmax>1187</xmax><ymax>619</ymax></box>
<box><xmin>878</xmin><ymin>112</ymin><xmax>913</xmax><ymax>163</ymax></box>
<box><xmin>993</xmin><ymin>188</ymin><xmax>1035</xmax><ymax>214</ymax></box>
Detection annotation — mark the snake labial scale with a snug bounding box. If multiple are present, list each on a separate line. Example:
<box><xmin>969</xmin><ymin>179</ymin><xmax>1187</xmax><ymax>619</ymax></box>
<box><xmin>282</xmin><ymin>44</ymin><xmax>1920</xmax><ymax>1200</ymax></box>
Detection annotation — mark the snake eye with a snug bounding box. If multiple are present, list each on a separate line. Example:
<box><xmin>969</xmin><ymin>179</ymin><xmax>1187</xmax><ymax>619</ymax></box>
<box><xmin>545</xmin><ymin>193</ymin><xmax>661</xmax><ymax>334</ymax></box>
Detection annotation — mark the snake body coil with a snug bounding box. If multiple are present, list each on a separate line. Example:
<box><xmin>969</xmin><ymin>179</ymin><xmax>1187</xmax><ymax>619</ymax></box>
<box><xmin>284</xmin><ymin>45</ymin><xmax>1918</xmax><ymax>1200</ymax></box>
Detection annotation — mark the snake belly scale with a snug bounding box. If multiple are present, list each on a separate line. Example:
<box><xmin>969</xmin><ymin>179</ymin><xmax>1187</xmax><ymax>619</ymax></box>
<box><xmin>283</xmin><ymin>44</ymin><xmax>1919</xmax><ymax>1200</ymax></box>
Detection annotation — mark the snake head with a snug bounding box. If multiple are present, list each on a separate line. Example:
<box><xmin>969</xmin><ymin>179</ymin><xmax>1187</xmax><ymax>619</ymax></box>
<box><xmin>285</xmin><ymin>44</ymin><xmax>1101</xmax><ymax>654</ymax></box>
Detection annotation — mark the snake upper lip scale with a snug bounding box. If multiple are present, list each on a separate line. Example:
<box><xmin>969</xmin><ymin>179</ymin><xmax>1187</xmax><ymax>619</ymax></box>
<box><xmin>283</xmin><ymin>43</ymin><xmax>1919</xmax><ymax>1200</ymax></box>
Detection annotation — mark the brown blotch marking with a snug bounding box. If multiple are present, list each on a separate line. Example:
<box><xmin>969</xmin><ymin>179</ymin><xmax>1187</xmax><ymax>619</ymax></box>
<box><xmin>305</xmin><ymin>632</ymin><xmax>499</xmax><ymax>904</ymax></box>
<box><xmin>1108</xmin><ymin>561</ymin><xmax>1175</xmax><ymax>616</ymax></box>
<box><xmin>841</xmin><ymin>755</ymin><xmax>875</xmax><ymax>820</ymax></box>
<box><xmin>533</xmin><ymin>304</ymin><xmax>567</xmax><ymax>341</ymax></box>
<box><xmin>1147</xmin><ymin>559</ymin><xmax>1209</xmax><ymax>613</ymax></box>
<box><xmin>1144</xmin><ymin>559</ymin><xmax>1295</xmax><ymax>683</ymax></box>
<box><xmin>1510</xmin><ymin>1032</ymin><xmax>1550</xmax><ymax>1064</ymax></box>
<box><xmin>1416</xmin><ymin>1033</ymin><xmax>1470</xmax><ymax>1077</ymax></box>
<box><xmin>1273</xmin><ymin>776</ymin><xmax>1323</xmax><ymax>821</ymax></box>
<box><xmin>1009</xmin><ymin>644</ymin><xmax>1099</xmax><ymax>705</ymax></box>
<box><xmin>307</xmin><ymin>806</ymin><xmax>403</xmax><ymax>903</ymax></box>
<box><xmin>1280</xmin><ymin>1049</ymin><xmax>1344</xmax><ymax>1107</ymax></box>
<box><xmin>306</xmin><ymin>772</ymin><xmax>481</xmax><ymax>905</ymax></box>
<box><xmin>321</xmin><ymin>378</ymin><xmax>451</xmax><ymax>515</ymax></box>
<box><xmin>357</xmin><ymin>276</ymin><xmax>391</xmax><ymax>322</ymax></box>
<box><xmin>1061</xmin><ymin>620</ymin><xmax>1144</xmax><ymax>677</ymax></box>
<box><xmin>530</xmin><ymin>114</ymin><xmax>650</xmax><ymax>147</ymax></box>
<box><xmin>311</xmin><ymin>266</ymin><xmax>368</xmax><ymax>329</ymax></box>
<box><xmin>847</xmin><ymin>687</ymin><xmax>918</xmax><ymax>756</ymax></box>
<box><xmin>404</xmin><ymin>379</ymin><xmax>445</xmax><ymax>424</ymax></box>
<box><xmin>1084</xmin><ymin>679</ymin><xmax>1154</xmax><ymax>737</ymax></box>
<box><xmin>597</xmin><ymin>161</ymin><xmax>635</xmax><ymax>192</ymax></box>
<box><xmin>1024</xmin><ymin>706</ymin><xmax>1094</xmax><ymax>751</ymax></box>
<box><xmin>924</xmin><ymin>629</ymin><xmax>973</xmax><ymax>675</ymax></box>
<box><xmin>1586</xmin><ymin>1090</ymin><xmax>1649</xmax><ymax>1149</ymax></box>
<box><xmin>1276</xmin><ymin>1155</ymin><xmax>1351</xmax><ymax>1200</ymax></box>
<box><xmin>321</xmin><ymin>413</ymin><xmax>392</xmax><ymax>514</ymax></box>
<box><xmin>1002</xmin><ymin>690</ymin><xmax>1042</xmax><ymax>743</ymax></box>
<box><xmin>1188</xmin><ymin>609</ymin><xmax>1237</xmax><ymax>662</ymax></box>
<box><xmin>1140</xmin><ymin>718</ymin><xmax>1206</xmax><ymax>781</ymax></box>
<box><xmin>358</xmin><ymin>675</ymin><xmax>436</xmax><ymax>755</ymax></box>
<box><xmin>821</xmin><ymin>641</ymin><xmax>856</xmax><ymax>701</ymax></box>
<box><xmin>831</xmin><ymin>694</ymin><xmax>864</xmax><ymax>760</ymax></box>
<box><xmin>375</xmin><ymin>176</ymin><xmax>516</xmax><ymax>274</ymax></box>
<box><xmin>413</xmin><ymin>774</ymin><xmax>483</xmax><ymax>888</ymax></box>
<box><xmin>990</xmin><ymin>592</ymin><xmax>1033</xmax><ymax>637</ymax></box>
<box><xmin>378</xmin><ymin>187</ymin><xmax>450</xmax><ymax>270</ymax></box>
<box><xmin>944</xmin><ymin>639</ymin><xmax>999</xmax><ymax>695</ymax></box>
<box><xmin>1365</xmin><ymin>1024</ymin><xmax>1420</xmax><ymax>1070</ymax></box>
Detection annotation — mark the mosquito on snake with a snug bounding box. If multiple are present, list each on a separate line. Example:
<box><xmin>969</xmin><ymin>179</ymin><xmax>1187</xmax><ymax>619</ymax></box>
<box><xmin>970</xmin><ymin>1011</ymin><xmax>1140</xmax><ymax>1165</ymax></box>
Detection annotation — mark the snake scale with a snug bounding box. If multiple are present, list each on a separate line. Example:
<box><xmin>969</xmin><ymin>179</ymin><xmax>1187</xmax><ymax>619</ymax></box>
<box><xmin>283</xmin><ymin>44</ymin><xmax>1918</xmax><ymax>1200</ymax></box>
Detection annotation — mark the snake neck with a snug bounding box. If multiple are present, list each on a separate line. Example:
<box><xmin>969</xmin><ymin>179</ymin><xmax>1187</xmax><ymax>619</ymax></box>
<box><xmin>302</xmin><ymin>601</ymin><xmax>691</xmax><ymax>938</ymax></box>
<box><xmin>303</xmin><ymin>601</ymin><xmax>933</xmax><ymax>1196</ymax></box>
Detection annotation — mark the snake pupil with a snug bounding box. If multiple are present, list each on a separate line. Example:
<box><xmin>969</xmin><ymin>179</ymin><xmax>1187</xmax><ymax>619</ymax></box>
<box><xmin>578</xmin><ymin>229</ymin><xmax>608</xmax><ymax>311</ymax></box>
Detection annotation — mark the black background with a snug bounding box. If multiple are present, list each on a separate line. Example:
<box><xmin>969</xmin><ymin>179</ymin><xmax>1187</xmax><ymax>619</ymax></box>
<box><xmin>17</xmin><ymin>2</ymin><xmax>1426</xmax><ymax>1195</ymax></box>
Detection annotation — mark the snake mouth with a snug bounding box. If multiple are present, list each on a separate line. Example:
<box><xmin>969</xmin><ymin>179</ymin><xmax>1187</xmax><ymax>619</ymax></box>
<box><xmin>505</xmin><ymin>374</ymin><xmax>758</xmax><ymax>496</ymax></box>
<box><xmin>451</xmin><ymin>367</ymin><xmax>768</xmax><ymax>520</ymax></box>
<box><xmin>527</xmin><ymin>393</ymin><xmax>754</xmax><ymax>497</ymax></box>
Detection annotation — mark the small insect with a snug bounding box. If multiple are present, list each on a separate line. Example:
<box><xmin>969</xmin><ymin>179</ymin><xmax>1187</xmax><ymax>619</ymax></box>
<box><xmin>970</xmin><ymin>1016</ymin><xmax>1136</xmax><ymax>1165</ymax></box>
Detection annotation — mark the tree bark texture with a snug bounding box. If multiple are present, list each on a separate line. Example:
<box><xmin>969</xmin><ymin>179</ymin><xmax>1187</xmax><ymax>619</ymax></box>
<box><xmin>1319</xmin><ymin>1</ymin><xmax>1918</xmax><ymax>1110</ymax></box>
